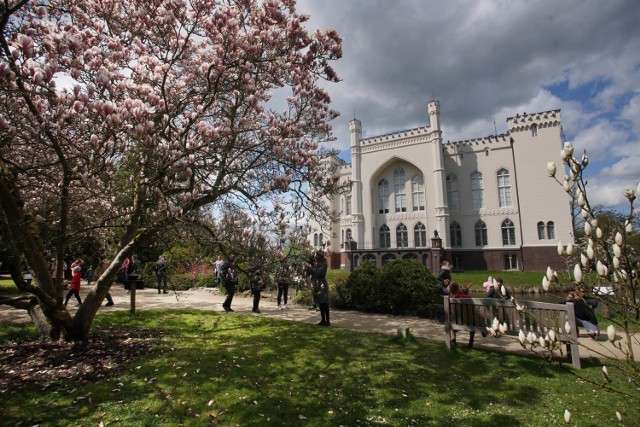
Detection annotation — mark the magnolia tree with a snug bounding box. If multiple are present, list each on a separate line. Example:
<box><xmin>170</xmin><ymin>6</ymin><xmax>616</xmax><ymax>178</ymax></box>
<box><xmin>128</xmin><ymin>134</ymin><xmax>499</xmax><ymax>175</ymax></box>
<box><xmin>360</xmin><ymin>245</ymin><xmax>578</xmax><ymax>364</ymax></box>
<box><xmin>0</xmin><ymin>0</ymin><xmax>343</xmax><ymax>341</ymax></box>
<box><xmin>486</xmin><ymin>142</ymin><xmax>639</xmax><ymax>414</ymax></box>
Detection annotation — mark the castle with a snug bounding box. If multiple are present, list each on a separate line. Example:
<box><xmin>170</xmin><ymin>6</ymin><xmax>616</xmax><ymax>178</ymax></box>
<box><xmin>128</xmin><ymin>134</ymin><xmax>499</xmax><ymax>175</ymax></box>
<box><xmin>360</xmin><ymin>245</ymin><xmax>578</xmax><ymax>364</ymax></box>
<box><xmin>306</xmin><ymin>100</ymin><xmax>572</xmax><ymax>272</ymax></box>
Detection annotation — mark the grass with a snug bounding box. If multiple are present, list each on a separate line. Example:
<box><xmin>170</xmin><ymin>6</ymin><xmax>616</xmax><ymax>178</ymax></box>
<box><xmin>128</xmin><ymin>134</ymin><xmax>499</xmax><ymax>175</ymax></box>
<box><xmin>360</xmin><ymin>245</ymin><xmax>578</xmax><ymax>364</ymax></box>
<box><xmin>1</xmin><ymin>310</ymin><xmax>638</xmax><ymax>426</ymax></box>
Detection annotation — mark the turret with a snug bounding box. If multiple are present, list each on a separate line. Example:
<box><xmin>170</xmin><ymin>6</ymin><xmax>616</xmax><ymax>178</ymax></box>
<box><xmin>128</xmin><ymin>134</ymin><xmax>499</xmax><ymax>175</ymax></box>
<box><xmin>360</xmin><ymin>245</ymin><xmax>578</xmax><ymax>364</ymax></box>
<box><xmin>349</xmin><ymin>119</ymin><xmax>364</xmax><ymax>248</ymax></box>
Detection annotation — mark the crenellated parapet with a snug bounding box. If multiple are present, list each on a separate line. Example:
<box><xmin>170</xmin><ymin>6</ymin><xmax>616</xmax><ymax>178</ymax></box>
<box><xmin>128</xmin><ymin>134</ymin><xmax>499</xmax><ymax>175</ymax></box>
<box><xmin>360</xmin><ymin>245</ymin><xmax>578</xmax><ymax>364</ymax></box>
<box><xmin>507</xmin><ymin>109</ymin><xmax>561</xmax><ymax>133</ymax></box>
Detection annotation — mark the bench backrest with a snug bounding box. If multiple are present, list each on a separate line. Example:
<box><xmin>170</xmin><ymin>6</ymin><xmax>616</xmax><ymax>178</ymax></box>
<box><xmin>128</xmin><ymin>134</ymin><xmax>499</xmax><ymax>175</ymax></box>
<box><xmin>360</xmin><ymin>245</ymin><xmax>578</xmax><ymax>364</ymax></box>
<box><xmin>444</xmin><ymin>297</ymin><xmax>581</xmax><ymax>368</ymax></box>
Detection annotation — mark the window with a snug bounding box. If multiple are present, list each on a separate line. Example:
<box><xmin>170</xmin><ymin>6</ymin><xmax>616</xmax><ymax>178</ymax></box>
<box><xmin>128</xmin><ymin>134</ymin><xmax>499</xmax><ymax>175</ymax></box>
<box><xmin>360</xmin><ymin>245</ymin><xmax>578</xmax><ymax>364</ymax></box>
<box><xmin>547</xmin><ymin>221</ymin><xmax>555</xmax><ymax>239</ymax></box>
<box><xmin>531</xmin><ymin>124</ymin><xmax>538</xmax><ymax>137</ymax></box>
<box><xmin>319</xmin><ymin>234</ymin><xmax>324</xmax><ymax>247</ymax></box>
<box><xmin>346</xmin><ymin>228</ymin><xmax>353</xmax><ymax>243</ymax></box>
<box><xmin>379</xmin><ymin>224</ymin><xmax>391</xmax><ymax>248</ymax></box>
<box><xmin>313</xmin><ymin>233</ymin><xmax>319</xmax><ymax>247</ymax></box>
<box><xmin>394</xmin><ymin>167</ymin><xmax>407</xmax><ymax>213</ymax></box>
<box><xmin>378</xmin><ymin>180</ymin><xmax>389</xmax><ymax>214</ymax></box>
<box><xmin>537</xmin><ymin>221</ymin><xmax>545</xmax><ymax>240</ymax></box>
<box><xmin>346</xmin><ymin>197</ymin><xmax>352</xmax><ymax>215</ymax></box>
<box><xmin>382</xmin><ymin>254</ymin><xmax>396</xmax><ymax>265</ymax></box>
<box><xmin>411</xmin><ymin>175</ymin><xmax>425</xmax><ymax>211</ymax></box>
<box><xmin>396</xmin><ymin>223</ymin><xmax>408</xmax><ymax>248</ymax></box>
<box><xmin>414</xmin><ymin>222</ymin><xmax>427</xmax><ymax>247</ymax></box>
<box><xmin>446</xmin><ymin>175</ymin><xmax>460</xmax><ymax>209</ymax></box>
<box><xmin>497</xmin><ymin>168</ymin><xmax>512</xmax><ymax>207</ymax></box>
<box><xmin>475</xmin><ymin>220</ymin><xmax>488</xmax><ymax>246</ymax></box>
<box><xmin>471</xmin><ymin>172</ymin><xmax>484</xmax><ymax>209</ymax></box>
<box><xmin>362</xmin><ymin>254</ymin><xmax>376</xmax><ymax>265</ymax></box>
<box><xmin>503</xmin><ymin>254</ymin><xmax>518</xmax><ymax>270</ymax></box>
<box><xmin>502</xmin><ymin>219</ymin><xmax>516</xmax><ymax>246</ymax></box>
<box><xmin>450</xmin><ymin>222</ymin><xmax>462</xmax><ymax>247</ymax></box>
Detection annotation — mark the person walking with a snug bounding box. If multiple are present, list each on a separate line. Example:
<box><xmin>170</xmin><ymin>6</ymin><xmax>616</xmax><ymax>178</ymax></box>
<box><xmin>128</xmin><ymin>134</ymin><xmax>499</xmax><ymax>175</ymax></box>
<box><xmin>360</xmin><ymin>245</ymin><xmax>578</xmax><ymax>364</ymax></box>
<box><xmin>156</xmin><ymin>255</ymin><xmax>169</xmax><ymax>294</ymax></box>
<box><xmin>305</xmin><ymin>251</ymin><xmax>330</xmax><ymax>326</ymax></box>
<box><xmin>276</xmin><ymin>264</ymin><xmax>290</xmax><ymax>310</ymax></box>
<box><xmin>85</xmin><ymin>265</ymin><xmax>94</xmax><ymax>286</ymax></box>
<box><xmin>221</xmin><ymin>257</ymin><xmax>237</xmax><ymax>312</ymax></box>
<box><xmin>96</xmin><ymin>255</ymin><xmax>115</xmax><ymax>306</ymax></box>
<box><xmin>64</xmin><ymin>258</ymin><xmax>84</xmax><ymax>306</ymax></box>
<box><xmin>251</xmin><ymin>270</ymin><xmax>266</xmax><ymax>313</ymax></box>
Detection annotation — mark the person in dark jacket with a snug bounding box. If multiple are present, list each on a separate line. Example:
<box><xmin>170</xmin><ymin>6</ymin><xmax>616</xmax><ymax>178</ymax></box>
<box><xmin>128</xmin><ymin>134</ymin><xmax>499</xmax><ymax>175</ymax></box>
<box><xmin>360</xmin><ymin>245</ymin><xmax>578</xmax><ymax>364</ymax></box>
<box><xmin>564</xmin><ymin>292</ymin><xmax>599</xmax><ymax>338</ymax></box>
<box><xmin>251</xmin><ymin>270</ymin><xmax>266</xmax><ymax>313</ymax></box>
<box><xmin>221</xmin><ymin>257</ymin><xmax>237</xmax><ymax>312</ymax></box>
<box><xmin>305</xmin><ymin>251</ymin><xmax>330</xmax><ymax>326</ymax></box>
<box><xmin>437</xmin><ymin>260</ymin><xmax>452</xmax><ymax>294</ymax></box>
<box><xmin>277</xmin><ymin>264</ymin><xmax>290</xmax><ymax>310</ymax></box>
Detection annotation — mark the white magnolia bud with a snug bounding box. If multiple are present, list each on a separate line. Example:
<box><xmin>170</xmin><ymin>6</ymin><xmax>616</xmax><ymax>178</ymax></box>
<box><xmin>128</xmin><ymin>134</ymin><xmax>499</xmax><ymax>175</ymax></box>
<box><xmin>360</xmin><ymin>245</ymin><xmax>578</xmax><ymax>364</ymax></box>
<box><xmin>615</xmin><ymin>232</ymin><xmax>623</xmax><ymax>246</ymax></box>
<box><xmin>542</xmin><ymin>276</ymin><xmax>550</xmax><ymax>291</ymax></box>
<box><xmin>519</xmin><ymin>330</ymin><xmax>526</xmax><ymax>345</ymax></box>
<box><xmin>625</xmin><ymin>220</ymin><xmax>633</xmax><ymax>233</ymax></box>
<box><xmin>527</xmin><ymin>332</ymin><xmax>536</xmax><ymax>344</ymax></box>
<box><xmin>574</xmin><ymin>264</ymin><xmax>583</xmax><ymax>284</ymax></box>
<box><xmin>492</xmin><ymin>317</ymin><xmax>500</xmax><ymax>331</ymax></box>
<box><xmin>564</xmin><ymin>409</ymin><xmax>571</xmax><ymax>424</ymax></box>
<box><xmin>617</xmin><ymin>411</ymin><xmax>622</xmax><ymax>422</ymax></box>
<box><xmin>581</xmin><ymin>208</ymin><xmax>589</xmax><ymax>219</ymax></box>
<box><xmin>613</xmin><ymin>257</ymin><xmax>620</xmax><ymax>268</ymax></box>
<box><xmin>613</xmin><ymin>244</ymin><xmax>622</xmax><ymax>258</ymax></box>
<box><xmin>548</xmin><ymin>329</ymin><xmax>556</xmax><ymax>343</ymax></box>
<box><xmin>563</xmin><ymin>178</ymin><xmax>571</xmax><ymax>192</ymax></box>
<box><xmin>566</xmin><ymin>244</ymin><xmax>574</xmax><ymax>256</ymax></box>
<box><xmin>560</xmin><ymin>149</ymin><xmax>568</xmax><ymax>162</ymax></box>
<box><xmin>596</xmin><ymin>227</ymin><xmax>603</xmax><ymax>239</ymax></box>
<box><xmin>584</xmin><ymin>221</ymin><xmax>592</xmax><ymax>236</ymax></box>
<box><xmin>546</xmin><ymin>266</ymin><xmax>554</xmax><ymax>281</ymax></box>
<box><xmin>591</xmin><ymin>218</ymin><xmax>598</xmax><ymax>228</ymax></box>
<box><xmin>557</xmin><ymin>242</ymin><xmax>564</xmax><ymax>256</ymax></box>
<box><xmin>607</xmin><ymin>325</ymin><xmax>616</xmax><ymax>342</ymax></box>
<box><xmin>539</xmin><ymin>335</ymin><xmax>547</xmax><ymax>348</ymax></box>
<box><xmin>565</xmin><ymin>321</ymin><xmax>572</xmax><ymax>334</ymax></box>
<box><xmin>586</xmin><ymin>245</ymin><xmax>595</xmax><ymax>260</ymax></box>
<box><xmin>596</xmin><ymin>260</ymin><xmax>606</xmax><ymax>277</ymax></box>
<box><xmin>581</xmin><ymin>150</ymin><xmax>589</xmax><ymax>166</ymax></box>
<box><xmin>578</xmin><ymin>193</ymin><xmax>586</xmax><ymax>207</ymax></box>
<box><xmin>580</xmin><ymin>253</ymin><xmax>588</xmax><ymax>267</ymax></box>
<box><xmin>563</xmin><ymin>142</ymin><xmax>574</xmax><ymax>157</ymax></box>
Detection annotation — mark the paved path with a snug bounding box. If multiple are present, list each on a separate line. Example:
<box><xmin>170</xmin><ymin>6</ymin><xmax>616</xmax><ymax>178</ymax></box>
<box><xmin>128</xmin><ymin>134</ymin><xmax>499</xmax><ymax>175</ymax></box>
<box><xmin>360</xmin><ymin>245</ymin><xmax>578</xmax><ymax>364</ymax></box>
<box><xmin>1</xmin><ymin>284</ymin><xmax>638</xmax><ymax>363</ymax></box>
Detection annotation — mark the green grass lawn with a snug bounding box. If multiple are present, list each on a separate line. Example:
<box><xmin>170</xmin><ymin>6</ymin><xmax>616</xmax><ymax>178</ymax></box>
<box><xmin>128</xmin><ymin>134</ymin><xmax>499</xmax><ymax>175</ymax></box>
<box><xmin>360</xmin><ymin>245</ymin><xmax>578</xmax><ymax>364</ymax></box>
<box><xmin>1</xmin><ymin>310</ymin><xmax>637</xmax><ymax>426</ymax></box>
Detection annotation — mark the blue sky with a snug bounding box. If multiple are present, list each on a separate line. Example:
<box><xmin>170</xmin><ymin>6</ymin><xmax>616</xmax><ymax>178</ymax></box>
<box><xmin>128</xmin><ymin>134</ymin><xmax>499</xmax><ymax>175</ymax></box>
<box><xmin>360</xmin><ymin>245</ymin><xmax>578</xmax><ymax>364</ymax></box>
<box><xmin>297</xmin><ymin>0</ymin><xmax>640</xmax><ymax>211</ymax></box>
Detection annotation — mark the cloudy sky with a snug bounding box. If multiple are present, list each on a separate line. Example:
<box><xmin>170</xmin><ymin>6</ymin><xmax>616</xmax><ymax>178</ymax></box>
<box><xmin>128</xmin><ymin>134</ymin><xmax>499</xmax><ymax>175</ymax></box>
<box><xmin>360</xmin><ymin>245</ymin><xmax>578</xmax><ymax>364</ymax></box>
<box><xmin>296</xmin><ymin>0</ymin><xmax>640</xmax><ymax>210</ymax></box>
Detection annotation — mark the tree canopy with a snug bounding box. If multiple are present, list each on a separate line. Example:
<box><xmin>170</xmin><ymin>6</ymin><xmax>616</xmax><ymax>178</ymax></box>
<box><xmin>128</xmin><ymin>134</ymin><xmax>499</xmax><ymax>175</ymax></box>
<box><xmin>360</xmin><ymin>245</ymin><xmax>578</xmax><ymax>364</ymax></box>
<box><xmin>0</xmin><ymin>0</ymin><xmax>343</xmax><ymax>340</ymax></box>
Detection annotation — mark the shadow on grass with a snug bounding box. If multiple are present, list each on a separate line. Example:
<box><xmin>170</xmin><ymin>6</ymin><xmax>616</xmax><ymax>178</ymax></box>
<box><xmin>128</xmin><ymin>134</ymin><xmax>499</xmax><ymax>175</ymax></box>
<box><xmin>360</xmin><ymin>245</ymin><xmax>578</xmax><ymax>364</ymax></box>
<box><xmin>1</xmin><ymin>309</ymin><xmax>633</xmax><ymax>426</ymax></box>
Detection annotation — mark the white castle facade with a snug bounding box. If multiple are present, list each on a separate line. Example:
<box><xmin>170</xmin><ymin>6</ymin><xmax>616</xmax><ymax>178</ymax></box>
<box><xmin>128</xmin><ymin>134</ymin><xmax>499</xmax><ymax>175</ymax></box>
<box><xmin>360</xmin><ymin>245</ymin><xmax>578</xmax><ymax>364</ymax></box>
<box><xmin>307</xmin><ymin>100</ymin><xmax>573</xmax><ymax>272</ymax></box>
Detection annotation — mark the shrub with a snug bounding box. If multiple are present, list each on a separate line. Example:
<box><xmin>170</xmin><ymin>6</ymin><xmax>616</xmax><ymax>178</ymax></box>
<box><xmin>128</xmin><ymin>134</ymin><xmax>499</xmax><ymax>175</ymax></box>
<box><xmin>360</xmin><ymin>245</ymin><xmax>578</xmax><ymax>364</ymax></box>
<box><xmin>344</xmin><ymin>260</ymin><xmax>441</xmax><ymax>316</ymax></box>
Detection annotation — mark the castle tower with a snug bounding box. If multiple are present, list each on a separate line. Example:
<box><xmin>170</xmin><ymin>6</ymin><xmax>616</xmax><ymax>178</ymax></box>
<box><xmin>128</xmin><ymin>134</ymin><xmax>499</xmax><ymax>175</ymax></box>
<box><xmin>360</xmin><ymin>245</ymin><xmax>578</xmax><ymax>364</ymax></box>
<box><xmin>349</xmin><ymin>118</ymin><xmax>364</xmax><ymax>248</ymax></box>
<box><xmin>428</xmin><ymin>100</ymin><xmax>449</xmax><ymax>243</ymax></box>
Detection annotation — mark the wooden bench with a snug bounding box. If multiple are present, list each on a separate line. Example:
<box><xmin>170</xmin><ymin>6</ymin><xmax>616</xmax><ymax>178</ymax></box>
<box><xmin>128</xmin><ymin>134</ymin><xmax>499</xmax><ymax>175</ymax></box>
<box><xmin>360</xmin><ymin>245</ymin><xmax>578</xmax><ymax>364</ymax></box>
<box><xmin>443</xmin><ymin>297</ymin><xmax>581</xmax><ymax>368</ymax></box>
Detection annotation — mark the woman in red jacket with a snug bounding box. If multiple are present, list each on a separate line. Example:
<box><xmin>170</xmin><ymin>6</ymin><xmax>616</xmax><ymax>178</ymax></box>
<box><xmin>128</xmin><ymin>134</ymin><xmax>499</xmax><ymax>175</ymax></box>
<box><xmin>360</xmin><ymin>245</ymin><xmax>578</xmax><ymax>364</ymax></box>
<box><xmin>64</xmin><ymin>258</ymin><xmax>84</xmax><ymax>306</ymax></box>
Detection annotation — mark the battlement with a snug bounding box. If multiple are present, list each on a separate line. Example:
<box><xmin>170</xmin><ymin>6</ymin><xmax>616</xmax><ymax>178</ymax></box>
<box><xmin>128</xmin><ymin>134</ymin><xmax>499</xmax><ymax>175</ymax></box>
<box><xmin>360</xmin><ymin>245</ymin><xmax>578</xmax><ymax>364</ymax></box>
<box><xmin>507</xmin><ymin>109</ymin><xmax>561</xmax><ymax>133</ymax></box>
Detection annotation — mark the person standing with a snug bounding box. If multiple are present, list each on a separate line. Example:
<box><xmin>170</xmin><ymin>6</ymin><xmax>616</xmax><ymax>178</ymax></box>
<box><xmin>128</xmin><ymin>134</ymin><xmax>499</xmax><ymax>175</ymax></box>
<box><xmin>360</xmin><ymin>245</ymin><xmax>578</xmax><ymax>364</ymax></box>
<box><xmin>85</xmin><ymin>265</ymin><xmax>94</xmax><ymax>286</ymax></box>
<box><xmin>276</xmin><ymin>265</ymin><xmax>290</xmax><ymax>310</ymax></box>
<box><xmin>305</xmin><ymin>251</ymin><xmax>330</xmax><ymax>326</ymax></box>
<box><xmin>221</xmin><ymin>257</ymin><xmax>237</xmax><ymax>312</ymax></box>
<box><xmin>437</xmin><ymin>260</ymin><xmax>452</xmax><ymax>294</ymax></box>
<box><xmin>156</xmin><ymin>255</ymin><xmax>169</xmax><ymax>294</ymax></box>
<box><xmin>96</xmin><ymin>255</ymin><xmax>115</xmax><ymax>306</ymax></box>
<box><xmin>214</xmin><ymin>255</ymin><xmax>224</xmax><ymax>287</ymax></box>
<box><xmin>64</xmin><ymin>258</ymin><xmax>84</xmax><ymax>306</ymax></box>
<box><xmin>251</xmin><ymin>270</ymin><xmax>266</xmax><ymax>313</ymax></box>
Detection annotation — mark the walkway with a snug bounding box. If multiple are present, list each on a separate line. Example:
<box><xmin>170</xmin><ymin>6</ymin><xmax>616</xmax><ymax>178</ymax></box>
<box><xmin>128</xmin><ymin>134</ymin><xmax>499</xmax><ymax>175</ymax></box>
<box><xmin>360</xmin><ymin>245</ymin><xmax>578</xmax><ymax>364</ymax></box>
<box><xmin>1</xmin><ymin>284</ymin><xmax>637</xmax><ymax>363</ymax></box>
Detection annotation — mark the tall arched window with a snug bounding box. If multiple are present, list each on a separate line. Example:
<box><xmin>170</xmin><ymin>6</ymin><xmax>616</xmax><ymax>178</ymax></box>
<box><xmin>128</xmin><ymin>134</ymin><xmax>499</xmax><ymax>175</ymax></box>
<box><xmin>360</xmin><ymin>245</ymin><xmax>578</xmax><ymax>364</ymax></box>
<box><xmin>446</xmin><ymin>174</ymin><xmax>460</xmax><ymax>209</ymax></box>
<box><xmin>379</xmin><ymin>224</ymin><xmax>391</xmax><ymax>248</ymax></box>
<box><xmin>497</xmin><ymin>168</ymin><xmax>512</xmax><ymax>207</ymax></box>
<box><xmin>471</xmin><ymin>171</ymin><xmax>485</xmax><ymax>209</ymax></box>
<box><xmin>450</xmin><ymin>222</ymin><xmax>462</xmax><ymax>247</ymax></box>
<box><xmin>396</xmin><ymin>223</ymin><xmax>408</xmax><ymax>248</ymax></box>
<box><xmin>345</xmin><ymin>228</ymin><xmax>353</xmax><ymax>243</ymax></box>
<box><xmin>537</xmin><ymin>221</ymin><xmax>546</xmax><ymax>240</ymax></box>
<box><xmin>412</xmin><ymin>175</ymin><xmax>425</xmax><ymax>211</ymax></box>
<box><xmin>378</xmin><ymin>179</ymin><xmax>389</xmax><ymax>214</ymax></box>
<box><xmin>547</xmin><ymin>221</ymin><xmax>555</xmax><ymax>239</ymax></box>
<box><xmin>313</xmin><ymin>233</ymin><xmax>319</xmax><ymax>247</ymax></box>
<box><xmin>475</xmin><ymin>220</ymin><xmax>488</xmax><ymax>246</ymax></box>
<box><xmin>394</xmin><ymin>167</ymin><xmax>407</xmax><ymax>213</ymax></box>
<box><xmin>502</xmin><ymin>218</ymin><xmax>516</xmax><ymax>246</ymax></box>
<box><xmin>346</xmin><ymin>196</ymin><xmax>352</xmax><ymax>215</ymax></box>
<box><xmin>414</xmin><ymin>222</ymin><xmax>427</xmax><ymax>247</ymax></box>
